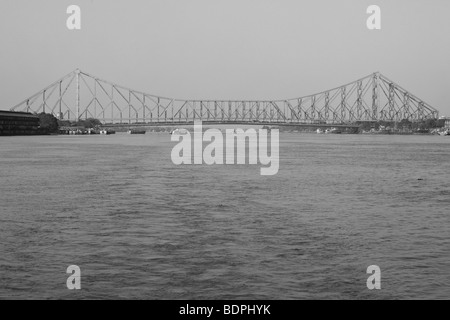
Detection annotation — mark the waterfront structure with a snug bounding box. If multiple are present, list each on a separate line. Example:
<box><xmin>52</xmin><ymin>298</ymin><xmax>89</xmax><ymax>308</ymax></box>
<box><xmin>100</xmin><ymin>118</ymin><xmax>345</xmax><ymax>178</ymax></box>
<box><xmin>10</xmin><ymin>69</ymin><xmax>439</xmax><ymax>124</ymax></box>
<box><xmin>0</xmin><ymin>111</ymin><xmax>39</xmax><ymax>136</ymax></box>
<box><xmin>444</xmin><ymin>117</ymin><xmax>450</xmax><ymax>128</ymax></box>
<box><xmin>438</xmin><ymin>116</ymin><xmax>450</xmax><ymax>128</ymax></box>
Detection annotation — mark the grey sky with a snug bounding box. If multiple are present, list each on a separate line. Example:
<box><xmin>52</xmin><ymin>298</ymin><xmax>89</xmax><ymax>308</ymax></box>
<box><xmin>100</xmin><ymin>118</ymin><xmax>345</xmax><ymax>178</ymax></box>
<box><xmin>1</xmin><ymin>0</ymin><xmax>449</xmax><ymax>115</ymax></box>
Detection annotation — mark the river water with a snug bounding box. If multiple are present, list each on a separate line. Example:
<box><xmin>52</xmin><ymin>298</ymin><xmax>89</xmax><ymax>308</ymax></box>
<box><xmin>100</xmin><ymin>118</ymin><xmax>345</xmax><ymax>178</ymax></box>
<box><xmin>0</xmin><ymin>132</ymin><xmax>449</xmax><ymax>299</ymax></box>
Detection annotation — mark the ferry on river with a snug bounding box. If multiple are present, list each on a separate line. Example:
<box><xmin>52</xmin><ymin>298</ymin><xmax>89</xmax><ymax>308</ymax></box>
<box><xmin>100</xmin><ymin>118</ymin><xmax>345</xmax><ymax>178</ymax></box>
<box><xmin>99</xmin><ymin>129</ymin><xmax>116</xmax><ymax>135</ymax></box>
<box><xmin>325</xmin><ymin>128</ymin><xmax>342</xmax><ymax>134</ymax></box>
<box><xmin>170</xmin><ymin>128</ymin><xmax>189</xmax><ymax>135</ymax></box>
<box><xmin>127</xmin><ymin>129</ymin><xmax>146</xmax><ymax>134</ymax></box>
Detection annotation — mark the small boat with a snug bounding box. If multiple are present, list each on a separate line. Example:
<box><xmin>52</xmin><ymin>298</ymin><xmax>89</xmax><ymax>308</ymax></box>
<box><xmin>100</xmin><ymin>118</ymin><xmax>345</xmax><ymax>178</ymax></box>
<box><xmin>316</xmin><ymin>128</ymin><xmax>325</xmax><ymax>134</ymax></box>
<box><xmin>99</xmin><ymin>129</ymin><xmax>115</xmax><ymax>135</ymax></box>
<box><xmin>325</xmin><ymin>127</ymin><xmax>342</xmax><ymax>134</ymax></box>
<box><xmin>127</xmin><ymin>129</ymin><xmax>146</xmax><ymax>134</ymax></box>
<box><xmin>69</xmin><ymin>129</ymin><xmax>87</xmax><ymax>135</ymax></box>
<box><xmin>439</xmin><ymin>129</ymin><xmax>450</xmax><ymax>136</ymax></box>
<box><xmin>170</xmin><ymin>128</ymin><xmax>189</xmax><ymax>135</ymax></box>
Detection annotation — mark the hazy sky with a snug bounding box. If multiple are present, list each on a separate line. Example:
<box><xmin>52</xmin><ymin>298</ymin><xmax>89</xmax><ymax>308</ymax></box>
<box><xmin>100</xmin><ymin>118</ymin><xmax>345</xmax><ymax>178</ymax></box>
<box><xmin>1</xmin><ymin>0</ymin><xmax>449</xmax><ymax>115</ymax></box>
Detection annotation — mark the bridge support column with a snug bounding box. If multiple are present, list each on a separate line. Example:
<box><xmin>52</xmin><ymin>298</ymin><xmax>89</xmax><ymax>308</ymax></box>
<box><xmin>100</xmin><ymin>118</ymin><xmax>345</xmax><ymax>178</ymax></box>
<box><xmin>372</xmin><ymin>73</ymin><xmax>379</xmax><ymax>121</ymax></box>
<box><xmin>59</xmin><ymin>81</ymin><xmax>62</xmax><ymax>119</ymax></box>
<box><xmin>76</xmin><ymin>69</ymin><xmax>80</xmax><ymax>120</ymax></box>
<box><xmin>43</xmin><ymin>90</ymin><xmax>46</xmax><ymax>114</ymax></box>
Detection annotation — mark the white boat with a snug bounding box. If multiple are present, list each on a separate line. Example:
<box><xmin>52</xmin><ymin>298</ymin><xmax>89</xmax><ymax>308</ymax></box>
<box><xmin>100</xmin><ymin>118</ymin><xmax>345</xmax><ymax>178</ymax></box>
<box><xmin>317</xmin><ymin>128</ymin><xmax>325</xmax><ymax>134</ymax></box>
<box><xmin>127</xmin><ymin>129</ymin><xmax>146</xmax><ymax>134</ymax></box>
<box><xmin>325</xmin><ymin>127</ymin><xmax>342</xmax><ymax>134</ymax></box>
<box><xmin>439</xmin><ymin>129</ymin><xmax>450</xmax><ymax>136</ymax></box>
<box><xmin>100</xmin><ymin>129</ymin><xmax>115</xmax><ymax>135</ymax></box>
<box><xmin>170</xmin><ymin>128</ymin><xmax>189</xmax><ymax>135</ymax></box>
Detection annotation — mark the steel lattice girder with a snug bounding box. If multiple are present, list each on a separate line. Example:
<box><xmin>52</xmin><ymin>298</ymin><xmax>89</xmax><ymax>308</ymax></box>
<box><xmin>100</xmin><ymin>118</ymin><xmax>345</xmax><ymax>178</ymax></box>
<box><xmin>10</xmin><ymin>70</ymin><xmax>439</xmax><ymax>123</ymax></box>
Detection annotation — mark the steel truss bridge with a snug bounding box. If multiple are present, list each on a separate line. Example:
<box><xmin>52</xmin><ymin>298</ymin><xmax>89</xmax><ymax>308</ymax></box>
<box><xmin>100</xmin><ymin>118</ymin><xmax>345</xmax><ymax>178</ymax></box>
<box><xmin>10</xmin><ymin>69</ymin><xmax>439</xmax><ymax>124</ymax></box>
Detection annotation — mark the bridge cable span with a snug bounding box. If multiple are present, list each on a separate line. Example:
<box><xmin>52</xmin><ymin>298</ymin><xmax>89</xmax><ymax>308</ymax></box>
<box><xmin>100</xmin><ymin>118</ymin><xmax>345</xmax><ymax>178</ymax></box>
<box><xmin>10</xmin><ymin>69</ymin><xmax>439</xmax><ymax>123</ymax></box>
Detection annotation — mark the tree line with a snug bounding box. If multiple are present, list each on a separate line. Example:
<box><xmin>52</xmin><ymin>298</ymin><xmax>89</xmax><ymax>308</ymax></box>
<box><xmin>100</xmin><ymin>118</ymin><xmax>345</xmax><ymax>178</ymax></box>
<box><xmin>37</xmin><ymin>113</ymin><xmax>102</xmax><ymax>133</ymax></box>
<box><xmin>357</xmin><ymin>118</ymin><xmax>446</xmax><ymax>131</ymax></box>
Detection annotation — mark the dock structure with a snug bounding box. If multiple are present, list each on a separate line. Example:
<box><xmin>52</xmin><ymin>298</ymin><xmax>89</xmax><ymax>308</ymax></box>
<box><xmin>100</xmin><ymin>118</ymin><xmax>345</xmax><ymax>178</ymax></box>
<box><xmin>0</xmin><ymin>111</ymin><xmax>39</xmax><ymax>136</ymax></box>
<box><xmin>440</xmin><ymin>117</ymin><xmax>450</xmax><ymax>128</ymax></box>
<box><xmin>10</xmin><ymin>70</ymin><xmax>439</xmax><ymax>125</ymax></box>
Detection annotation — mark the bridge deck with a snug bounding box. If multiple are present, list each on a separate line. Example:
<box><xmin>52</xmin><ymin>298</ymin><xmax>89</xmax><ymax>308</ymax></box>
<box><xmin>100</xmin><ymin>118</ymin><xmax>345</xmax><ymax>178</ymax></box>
<box><xmin>101</xmin><ymin>121</ymin><xmax>360</xmax><ymax>129</ymax></box>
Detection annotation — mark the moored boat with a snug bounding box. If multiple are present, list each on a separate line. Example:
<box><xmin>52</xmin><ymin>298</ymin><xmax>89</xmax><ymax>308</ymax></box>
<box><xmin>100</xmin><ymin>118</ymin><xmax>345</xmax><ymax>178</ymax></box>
<box><xmin>99</xmin><ymin>129</ymin><xmax>116</xmax><ymax>135</ymax></box>
<box><xmin>127</xmin><ymin>129</ymin><xmax>146</xmax><ymax>134</ymax></box>
<box><xmin>170</xmin><ymin>128</ymin><xmax>189</xmax><ymax>135</ymax></box>
<box><xmin>69</xmin><ymin>129</ymin><xmax>87</xmax><ymax>135</ymax></box>
<box><xmin>325</xmin><ymin>127</ymin><xmax>342</xmax><ymax>134</ymax></box>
